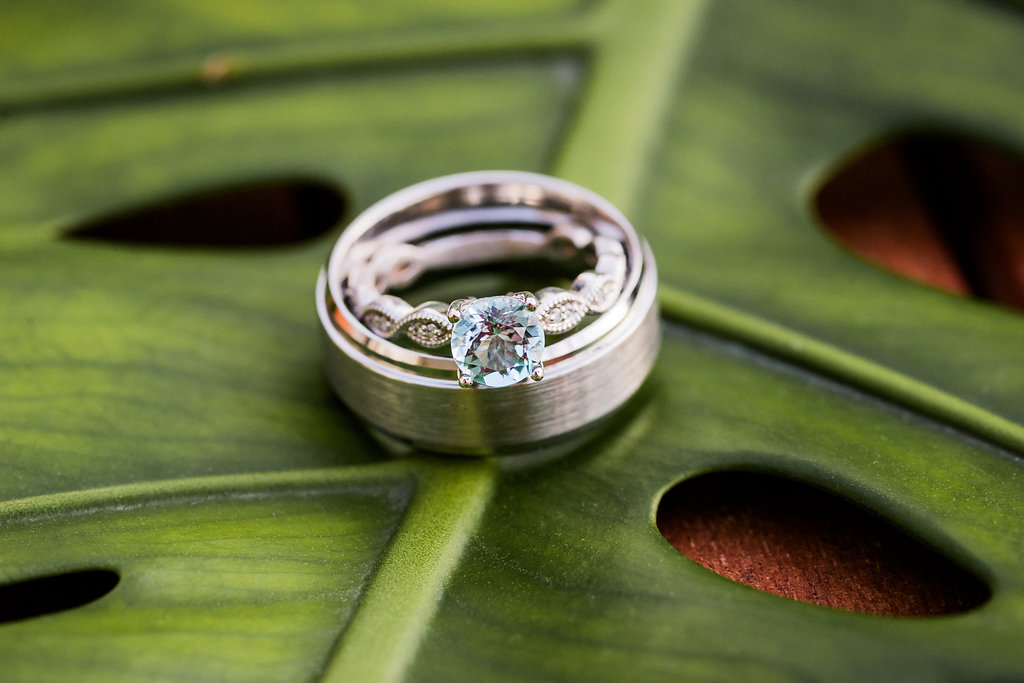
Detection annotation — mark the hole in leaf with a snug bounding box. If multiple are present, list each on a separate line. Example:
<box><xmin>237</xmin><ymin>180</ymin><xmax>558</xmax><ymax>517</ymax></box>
<box><xmin>0</xmin><ymin>569</ymin><xmax>120</xmax><ymax>624</ymax></box>
<box><xmin>657</xmin><ymin>471</ymin><xmax>989</xmax><ymax>616</ymax></box>
<box><xmin>66</xmin><ymin>178</ymin><xmax>345</xmax><ymax>247</ymax></box>
<box><xmin>815</xmin><ymin>131</ymin><xmax>1024</xmax><ymax>310</ymax></box>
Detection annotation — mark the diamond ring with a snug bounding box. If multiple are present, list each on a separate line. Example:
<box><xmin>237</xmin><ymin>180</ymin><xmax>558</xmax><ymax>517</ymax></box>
<box><xmin>350</xmin><ymin>220</ymin><xmax>627</xmax><ymax>388</ymax></box>
<box><xmin>317</xmin><ymin>171</ymin><xmax>659</xmax><ymax>454</ymax></box>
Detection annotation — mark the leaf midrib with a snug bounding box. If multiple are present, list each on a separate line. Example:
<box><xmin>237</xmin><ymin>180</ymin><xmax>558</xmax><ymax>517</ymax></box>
<box><xmin>315</xmin><ymin>2</ymin><xmax>711</xmax><ymax>679</ymax></box>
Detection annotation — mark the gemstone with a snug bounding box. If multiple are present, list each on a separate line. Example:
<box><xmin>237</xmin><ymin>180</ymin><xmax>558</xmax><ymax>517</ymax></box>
<box><xmin>451</xmin><ymin>295</ymin><xmax>544</xmax><ymax>388</ymax></box>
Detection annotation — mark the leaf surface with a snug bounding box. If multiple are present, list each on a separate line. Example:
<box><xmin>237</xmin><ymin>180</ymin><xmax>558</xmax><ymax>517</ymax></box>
<box><xmin>2</xmin><ymin>1</ymin><xmax>1024</xmax><ymax>680</ymax></box>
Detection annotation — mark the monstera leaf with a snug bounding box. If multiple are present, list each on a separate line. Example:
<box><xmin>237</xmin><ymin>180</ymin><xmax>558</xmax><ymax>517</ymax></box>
<box><xmin>3</xmin><ymin>1</ymin><xmax>1024</xmax><ymax>680</ymax></box>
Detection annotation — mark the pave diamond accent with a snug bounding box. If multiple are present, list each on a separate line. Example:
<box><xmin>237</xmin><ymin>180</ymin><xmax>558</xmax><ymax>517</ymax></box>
<box><xmin>536</xmin><ymin>287</ymin><xmax>587</xmax><ymax>334</ymax></box>
<box><xmin>397</xmin><ymin>304</ymin><xmax>451</xmax><ymax>348</ymax></box>
<box><xmin>451</xmin><ymin>296</ymin><xmax>544</xmax><ymax>388</ymax></box>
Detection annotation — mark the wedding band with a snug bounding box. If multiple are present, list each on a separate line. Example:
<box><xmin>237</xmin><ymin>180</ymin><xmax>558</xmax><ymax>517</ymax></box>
<box><xmin>316</xmin><ymin>171</ymin><xmax>659</xmax><ymax>454</ymax></box>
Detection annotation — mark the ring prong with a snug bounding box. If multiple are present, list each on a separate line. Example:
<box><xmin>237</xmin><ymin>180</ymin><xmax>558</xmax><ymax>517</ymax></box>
<box><xmin>530</xmin><ymin>364</ymin><xmax>544</xmax><ymax>382</ymax></box>
<box><xmin>447</xmin><ymin>300</ymin><xmax>464</xmax><ymax>324</ymax></box>
<box><xmin>457</xmin><ymin>372</ymin><xmax>475</xmax><ymax>389</ymax></box>
<box><xmin>508</xmin><ymin>291</ymin><xmax>539</xmax><ymax>311</ymax></box>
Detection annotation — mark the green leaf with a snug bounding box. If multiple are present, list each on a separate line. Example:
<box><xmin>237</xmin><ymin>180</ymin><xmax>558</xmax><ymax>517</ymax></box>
<box><xmin>2</xmin><ymin>0</ymin><xmax>1024</xmax><ymax>681</ymax></box>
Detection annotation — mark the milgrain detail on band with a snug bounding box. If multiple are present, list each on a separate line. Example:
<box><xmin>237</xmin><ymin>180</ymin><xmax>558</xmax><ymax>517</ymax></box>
<box><xmin>356</xmin><ymin>230</ymin><xmax>627</xmax><ymax>347</ymax></box>
<box><xmin>402</xmin><ymin>309</ymin><xmax>452</xmax><ymax>348</ymax></box>
<box><xmin>362</xmin><ymin>297</ymin><xmax>452</xmax><ymax>348</ymax></box>
<box><xmin>535</xmin><ymin>287</ymin><xmax>587</xmax><ymax>334</ymax></box>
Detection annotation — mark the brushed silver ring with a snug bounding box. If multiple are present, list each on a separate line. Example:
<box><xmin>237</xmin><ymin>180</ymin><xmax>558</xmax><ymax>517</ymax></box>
<box><xmin>316</xmin><ymin>170</ymin><xmax>659</xmax><ymax>454</ymax></box>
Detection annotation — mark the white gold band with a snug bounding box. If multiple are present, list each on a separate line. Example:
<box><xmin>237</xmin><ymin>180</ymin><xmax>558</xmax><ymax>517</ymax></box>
<box><xmin>317</xmin><ymin>171</ymin><xmax>659</xmax><ymax>454</ymax></box>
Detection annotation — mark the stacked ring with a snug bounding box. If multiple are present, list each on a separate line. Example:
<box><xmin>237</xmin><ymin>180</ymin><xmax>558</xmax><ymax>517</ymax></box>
<box><xmin>316</xmin><ymin>170</ymin><xmax>659</xmax><ymax>454</ymax></box>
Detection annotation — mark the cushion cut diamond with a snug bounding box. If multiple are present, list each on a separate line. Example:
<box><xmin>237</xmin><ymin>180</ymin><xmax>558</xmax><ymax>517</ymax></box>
<box><xmin>451</xmin><ymin>295</ymin><xmax>544</xmax><ymax>388</ymax></box>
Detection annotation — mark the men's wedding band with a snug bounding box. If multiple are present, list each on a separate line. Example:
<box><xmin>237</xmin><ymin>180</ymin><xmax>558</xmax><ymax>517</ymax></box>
<box><xmin>316</xmin><ymin>170</ymin><xmax>659</xmax><ymax>454</ymax></box>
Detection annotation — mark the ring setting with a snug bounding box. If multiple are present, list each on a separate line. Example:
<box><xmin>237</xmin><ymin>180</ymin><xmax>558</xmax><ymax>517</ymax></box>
<box><xmin>449</xmin><ymin>293</ymin><xmax>545</xmax><ymax>389</ymax></box>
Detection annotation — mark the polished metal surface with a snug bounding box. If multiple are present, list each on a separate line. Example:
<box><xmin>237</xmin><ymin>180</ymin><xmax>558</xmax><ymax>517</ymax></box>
<box><xmin>317</xmin><ymin>171</ymin><xmax>659</xmax><ymax>454</ymax></box>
